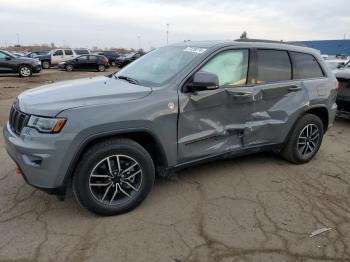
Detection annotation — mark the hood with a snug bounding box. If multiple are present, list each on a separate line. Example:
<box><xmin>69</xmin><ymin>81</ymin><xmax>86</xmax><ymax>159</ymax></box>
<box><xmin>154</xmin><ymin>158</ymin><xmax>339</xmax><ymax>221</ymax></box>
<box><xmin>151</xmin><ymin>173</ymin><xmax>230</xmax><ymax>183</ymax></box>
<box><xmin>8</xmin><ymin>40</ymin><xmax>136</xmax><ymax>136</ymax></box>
<box><xmin>18</xmin><ymin>76</ymin><xmax>152</xmax><ymax>116</ymax></box>
<box><xmin>16</xmin><ymin>56</ymin><xmax>37</xmax><ymax>63</ymax></box>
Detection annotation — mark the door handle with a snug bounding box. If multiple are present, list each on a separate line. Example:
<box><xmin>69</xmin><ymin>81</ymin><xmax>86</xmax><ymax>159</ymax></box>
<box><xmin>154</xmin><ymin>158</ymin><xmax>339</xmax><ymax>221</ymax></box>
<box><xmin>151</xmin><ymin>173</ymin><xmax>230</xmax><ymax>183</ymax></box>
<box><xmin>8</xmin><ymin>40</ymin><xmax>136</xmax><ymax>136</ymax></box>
<box><xmin>227</xmin><ymin>91</ymin><xmax>253</xmax><ymax>98</ymax></box>
<box><xmin>287</xmin><ymin>85</ymin><xmax>302</xmax><ymax>92</ymax></box>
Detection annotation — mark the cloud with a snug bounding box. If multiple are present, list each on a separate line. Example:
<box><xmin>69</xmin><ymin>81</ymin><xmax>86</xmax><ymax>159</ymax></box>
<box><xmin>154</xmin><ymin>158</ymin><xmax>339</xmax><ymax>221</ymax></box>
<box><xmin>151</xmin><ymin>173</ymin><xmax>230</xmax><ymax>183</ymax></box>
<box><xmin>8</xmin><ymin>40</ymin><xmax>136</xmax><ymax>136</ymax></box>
<box><xmin>0</xmin><ymin>0</ymin><xmax>349</xmax><ymax>49</ymax></box>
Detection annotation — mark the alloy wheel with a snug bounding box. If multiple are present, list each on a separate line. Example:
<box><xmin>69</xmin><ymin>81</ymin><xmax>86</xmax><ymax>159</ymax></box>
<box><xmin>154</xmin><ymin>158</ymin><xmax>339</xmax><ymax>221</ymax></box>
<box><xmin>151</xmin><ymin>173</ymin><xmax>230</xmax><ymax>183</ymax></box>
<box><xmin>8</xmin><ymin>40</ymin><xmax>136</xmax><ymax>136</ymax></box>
<box><xmin>297</xmin><ymin>124</ymin><xmax>320</xmax><ymax>157</ymax></box>
<box><xmin>89</xmin><ymin>155</ymin><xmax>143</xmax><ymax>205</ymax></box>
<box><xmin>20</xmin><ymin>66</ymin><xmax>31</xmax><ymax>77</ymax></box>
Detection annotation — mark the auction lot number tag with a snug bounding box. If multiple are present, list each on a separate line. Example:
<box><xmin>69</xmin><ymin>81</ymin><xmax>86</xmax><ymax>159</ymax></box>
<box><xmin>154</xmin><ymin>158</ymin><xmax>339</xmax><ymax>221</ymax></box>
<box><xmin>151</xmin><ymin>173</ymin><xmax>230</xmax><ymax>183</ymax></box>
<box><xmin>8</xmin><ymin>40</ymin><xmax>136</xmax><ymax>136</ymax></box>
<box><xmin>184</xmin><ymin>47</ymin><xmax>207</xmax><ymax>54</ymax></box>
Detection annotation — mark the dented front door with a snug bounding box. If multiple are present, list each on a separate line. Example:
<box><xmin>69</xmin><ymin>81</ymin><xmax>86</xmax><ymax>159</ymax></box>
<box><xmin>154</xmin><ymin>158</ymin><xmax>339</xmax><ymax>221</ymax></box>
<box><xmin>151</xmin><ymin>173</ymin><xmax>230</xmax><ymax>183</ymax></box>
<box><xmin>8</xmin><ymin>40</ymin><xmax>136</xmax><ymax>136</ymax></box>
<box><xmin>177</xmin><ymin>49</ymin><xmax>252</xmax><ymax>163</ymax></box>
<box><xmin>177</xmin><ymin>86</ymin><xmax>253</xmax><ymax>162</ymax></box>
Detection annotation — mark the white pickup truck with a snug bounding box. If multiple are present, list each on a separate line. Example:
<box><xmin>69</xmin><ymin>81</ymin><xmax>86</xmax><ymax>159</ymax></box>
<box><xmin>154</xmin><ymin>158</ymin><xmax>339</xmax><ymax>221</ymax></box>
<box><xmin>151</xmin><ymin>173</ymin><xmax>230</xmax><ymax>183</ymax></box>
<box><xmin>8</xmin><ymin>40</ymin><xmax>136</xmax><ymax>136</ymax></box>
<box><xmin>37</xmin><ymin>48</ymin><xmax>91</xmax><ymax>69</ymax></box>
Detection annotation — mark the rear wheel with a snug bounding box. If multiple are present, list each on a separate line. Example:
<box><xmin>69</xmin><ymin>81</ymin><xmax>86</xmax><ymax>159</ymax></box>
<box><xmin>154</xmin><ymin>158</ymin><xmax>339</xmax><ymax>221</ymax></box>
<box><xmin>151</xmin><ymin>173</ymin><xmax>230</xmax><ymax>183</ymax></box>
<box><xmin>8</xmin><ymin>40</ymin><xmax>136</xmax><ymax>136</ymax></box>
<box><xmin>18</xmin><ymin>65</ymin><xmax>32</xmax><ymax>77</ymax></box>
<box><xmin>73</xmin><ymin>138</ymin><xmax>155</xmax><ymax>216</ymax></box>
<box><xmin>281</xmin><ymin>114</ymin><xmax>324</xmax><ymax>164</ymax></box>
<box><xmin>98</xmin><ymin>64</ymin><xmax>106</xmax><ymax>72</ymax></box>
<box><xmin>41</xmin><ymin>61</ymin><xmax>50</xmax><ymax>69</ymax></box>
<box><xmin>65</xmin><ymin>64</ymin><xmax>73</xmax><ymax>71</ymax></box>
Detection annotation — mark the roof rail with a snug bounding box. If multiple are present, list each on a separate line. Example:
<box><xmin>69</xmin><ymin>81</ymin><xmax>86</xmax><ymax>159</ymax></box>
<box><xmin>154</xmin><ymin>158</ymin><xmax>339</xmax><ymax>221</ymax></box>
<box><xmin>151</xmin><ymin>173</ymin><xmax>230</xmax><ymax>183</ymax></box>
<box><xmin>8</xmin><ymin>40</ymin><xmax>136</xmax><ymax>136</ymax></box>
<box><xmin>234</xmin><ymin>38</ymin><xmax>307</xmax><ymax>47</ymax></box>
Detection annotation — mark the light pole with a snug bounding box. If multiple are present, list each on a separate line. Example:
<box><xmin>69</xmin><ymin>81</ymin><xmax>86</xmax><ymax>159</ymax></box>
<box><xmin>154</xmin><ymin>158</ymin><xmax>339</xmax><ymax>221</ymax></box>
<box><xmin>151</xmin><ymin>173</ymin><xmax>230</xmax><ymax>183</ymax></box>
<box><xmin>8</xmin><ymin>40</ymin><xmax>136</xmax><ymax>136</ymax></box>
<box><xmin>137</xmin><ymin>36</ymin><xmax>141</xmax><ymax>50</ymax></box>
<box><xmin>166</xmin><ymin>23</ymin><xmax>169</xmax><ymax>45</ymax></box>
<box><xmin>16</xmin><ymin>33</ymin><xmax>20</xmax><ymax>46</ymax></box>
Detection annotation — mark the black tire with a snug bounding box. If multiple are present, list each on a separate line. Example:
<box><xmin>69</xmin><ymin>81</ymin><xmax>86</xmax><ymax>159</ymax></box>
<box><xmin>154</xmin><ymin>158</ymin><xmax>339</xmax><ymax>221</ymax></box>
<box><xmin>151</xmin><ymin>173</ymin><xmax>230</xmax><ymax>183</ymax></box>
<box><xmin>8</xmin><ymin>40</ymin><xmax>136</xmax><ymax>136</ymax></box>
<box><xmin>98</xmin><ymin>64</ymin><xmax>106</xmax><ymax>72</ymax></box>
<box><xmin>73</xmin><ymin>138</ymin><xmax>155</xmax><ymax>216</ymax></box>
<box><xmin>65</xmin><ymin>64</ymin><xmax>73</xmax><ymax>71</ymax></box>
<box><xmin>281</xmin><ymin>114</ymin><xmax>324</xmax><ymax>164</ymax></box>
<box><xmin>18</xmin><ymin>65</ymin><xmax>32</xmax><ymax>77</ymax></box>
<box><xmin>111</xmin><ymin>61</ymin><xmax>116</xmax><ymax>67</ymax></box>
<box><xmin>42</xmin><ymin>61</ymin><xmax>50</xmax><ymax>69</ymax></box>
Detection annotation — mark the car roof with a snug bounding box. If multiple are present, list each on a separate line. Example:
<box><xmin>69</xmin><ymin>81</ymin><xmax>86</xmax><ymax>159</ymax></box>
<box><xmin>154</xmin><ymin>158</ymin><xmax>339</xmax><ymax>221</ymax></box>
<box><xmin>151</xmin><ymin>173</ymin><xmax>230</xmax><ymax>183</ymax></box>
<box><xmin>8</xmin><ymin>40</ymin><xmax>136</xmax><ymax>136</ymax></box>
<box><xmin>170</xmin><ymin>39</ymin><xmax>319</xmax><ymax>54</ymax></box>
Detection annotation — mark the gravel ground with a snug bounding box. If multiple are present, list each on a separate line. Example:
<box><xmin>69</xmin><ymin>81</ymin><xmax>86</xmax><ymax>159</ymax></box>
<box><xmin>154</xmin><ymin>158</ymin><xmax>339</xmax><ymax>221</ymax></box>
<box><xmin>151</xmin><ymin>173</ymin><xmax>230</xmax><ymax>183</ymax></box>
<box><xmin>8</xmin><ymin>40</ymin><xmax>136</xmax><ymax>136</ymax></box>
<box><xmin>1</xmin><ymin>69</ymin><xmax>350</xmax><ymax>262</ymax></box>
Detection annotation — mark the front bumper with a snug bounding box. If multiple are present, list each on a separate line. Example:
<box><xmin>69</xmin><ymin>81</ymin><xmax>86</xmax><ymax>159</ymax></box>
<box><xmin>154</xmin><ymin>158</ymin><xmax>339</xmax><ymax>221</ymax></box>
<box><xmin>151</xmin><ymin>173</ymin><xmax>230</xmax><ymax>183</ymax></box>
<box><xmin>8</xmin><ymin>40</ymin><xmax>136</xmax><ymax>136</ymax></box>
<box><xmin>32</xmin><ymin>64</ymin><xmax>42</xmax><ymax>73</ymax></box>
<box><xmin>3</xmin><ymin>122</ymin><xmax>69</xmax><ymax>196</ymax></box>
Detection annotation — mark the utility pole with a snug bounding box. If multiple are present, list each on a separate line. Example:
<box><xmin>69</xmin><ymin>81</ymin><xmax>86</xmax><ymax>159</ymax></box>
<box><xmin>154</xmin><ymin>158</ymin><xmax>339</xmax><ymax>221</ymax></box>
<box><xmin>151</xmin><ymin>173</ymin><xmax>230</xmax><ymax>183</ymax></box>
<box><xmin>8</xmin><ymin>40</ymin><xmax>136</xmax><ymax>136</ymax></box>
<box><xmin>166</xmin><ymin>23</ymin><xmax>170</xmax><ymax>45</ymax></box>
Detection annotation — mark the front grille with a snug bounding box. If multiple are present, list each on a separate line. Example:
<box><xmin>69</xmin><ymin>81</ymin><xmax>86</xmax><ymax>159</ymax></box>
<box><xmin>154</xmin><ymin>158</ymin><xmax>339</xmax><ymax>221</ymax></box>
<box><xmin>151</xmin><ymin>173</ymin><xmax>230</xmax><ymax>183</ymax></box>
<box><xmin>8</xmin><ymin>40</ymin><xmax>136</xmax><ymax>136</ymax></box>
<box><xmin>9</xmin><ymin>106</ymin><xmax>30</xmax><ymax>135</ymax></box>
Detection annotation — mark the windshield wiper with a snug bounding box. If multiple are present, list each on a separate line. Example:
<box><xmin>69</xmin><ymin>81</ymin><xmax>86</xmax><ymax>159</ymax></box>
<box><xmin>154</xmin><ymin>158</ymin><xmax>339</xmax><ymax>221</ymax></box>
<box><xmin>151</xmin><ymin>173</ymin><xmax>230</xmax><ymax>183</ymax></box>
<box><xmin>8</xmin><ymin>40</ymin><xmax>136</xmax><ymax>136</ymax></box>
<box><xmin>116</xmin><ymin>75</ymin><xmax>139</xmax><ymax>85</ymax></box>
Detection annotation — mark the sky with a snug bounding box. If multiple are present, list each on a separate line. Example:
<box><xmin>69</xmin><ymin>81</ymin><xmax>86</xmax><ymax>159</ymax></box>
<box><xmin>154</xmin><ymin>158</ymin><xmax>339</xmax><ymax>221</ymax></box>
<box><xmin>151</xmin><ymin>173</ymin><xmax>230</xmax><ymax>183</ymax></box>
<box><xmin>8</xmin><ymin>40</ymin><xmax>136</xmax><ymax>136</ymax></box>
<box><xmin>0</xmin><ymin>0</ymin><xmax>349</xmax><ymax>50</ymax></box>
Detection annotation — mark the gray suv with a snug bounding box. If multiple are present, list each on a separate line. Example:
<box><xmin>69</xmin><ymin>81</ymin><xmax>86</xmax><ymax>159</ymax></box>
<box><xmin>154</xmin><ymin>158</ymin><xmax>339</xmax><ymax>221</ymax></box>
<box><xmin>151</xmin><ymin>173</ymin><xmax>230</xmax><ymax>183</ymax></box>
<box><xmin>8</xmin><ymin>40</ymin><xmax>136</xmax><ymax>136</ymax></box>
<box><xmin>0</xmin><ymin>50</ymin><xmax>42</xmax><ymax>77</ymax></box>
<box><xmin>3</xmin><ymin>40</ymin><xmax>338</xmax><ymax>215</ymax></box>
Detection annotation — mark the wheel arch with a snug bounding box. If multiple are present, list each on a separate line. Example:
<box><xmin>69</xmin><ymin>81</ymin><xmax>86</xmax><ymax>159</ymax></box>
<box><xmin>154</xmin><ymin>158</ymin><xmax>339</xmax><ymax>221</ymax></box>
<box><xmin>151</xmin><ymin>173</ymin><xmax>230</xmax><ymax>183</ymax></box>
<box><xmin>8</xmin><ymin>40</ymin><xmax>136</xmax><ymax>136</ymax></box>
<box><xmin>16</xmin><ymin>63</ymin><xmax>34</xmax><ymax>72</ymax></box>
<box><xmin>63</xmin><ymin>128</ymin><xmax>169</xmax><ymax>189</ymax></box>
<box><xmin>282</xmin><ymin>105</ymin><xmax>329</xmax><ymax>146</ymax></box>
<box><xmin>304</xmin><ymin>105</ymin><xmax>329</xmax><ymax>132</ymax></box>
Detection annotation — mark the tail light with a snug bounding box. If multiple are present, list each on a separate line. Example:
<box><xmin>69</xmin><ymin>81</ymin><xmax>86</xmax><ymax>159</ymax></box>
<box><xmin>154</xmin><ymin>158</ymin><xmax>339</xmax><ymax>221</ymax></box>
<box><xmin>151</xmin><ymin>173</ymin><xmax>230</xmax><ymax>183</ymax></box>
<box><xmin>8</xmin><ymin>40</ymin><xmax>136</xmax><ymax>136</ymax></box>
<box><xmin>16</xmin><ymin>167</ymin><xmax>22</xmax><ymax>174</ymax></box>
<box><xmin>336</xmin><ymin>82</ymin><xmax>340</xmax><ymax>92</ymax></box>
<box><xmin>103</xmin><ymin>57</ymin><xmax>109</xmax><ymax>65</ymax></box>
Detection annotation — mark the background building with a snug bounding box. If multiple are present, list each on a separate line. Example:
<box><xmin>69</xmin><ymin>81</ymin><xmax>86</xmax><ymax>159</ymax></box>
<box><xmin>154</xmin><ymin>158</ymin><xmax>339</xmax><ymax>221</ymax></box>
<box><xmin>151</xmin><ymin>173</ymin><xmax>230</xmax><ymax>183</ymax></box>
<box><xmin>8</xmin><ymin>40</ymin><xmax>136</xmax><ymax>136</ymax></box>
<box><xmin>294</xmin><ymin>39</ymin><xmax>350</xmax><ymax>55</ymax></box>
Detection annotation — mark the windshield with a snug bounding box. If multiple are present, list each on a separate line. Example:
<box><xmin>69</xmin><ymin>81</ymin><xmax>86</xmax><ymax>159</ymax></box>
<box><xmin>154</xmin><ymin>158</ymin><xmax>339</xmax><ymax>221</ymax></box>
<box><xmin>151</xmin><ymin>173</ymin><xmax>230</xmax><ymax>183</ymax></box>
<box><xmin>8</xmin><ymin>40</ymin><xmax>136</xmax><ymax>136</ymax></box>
<box><xmin>116</xmin><ymin>46</ymin><xmax>207</xmax><ymax>86</ymax></box>
<box><xmin>3</xmin><ymin>51</ymin><xmax>15</xmax><ymax>58</ymax></box>
<box><xmin>125</xmin><ymin>52</ymin><xmax>135</xmax><ymax>58</ymax></box>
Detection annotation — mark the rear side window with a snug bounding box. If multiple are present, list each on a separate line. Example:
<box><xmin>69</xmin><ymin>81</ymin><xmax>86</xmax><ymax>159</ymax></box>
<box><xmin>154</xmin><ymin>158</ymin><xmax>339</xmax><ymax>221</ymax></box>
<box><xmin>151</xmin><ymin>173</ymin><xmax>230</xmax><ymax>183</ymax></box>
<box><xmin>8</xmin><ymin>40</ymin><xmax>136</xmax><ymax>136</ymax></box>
<box><xmin>75</xmin><ymin>49</ymin><xmax>89</xmax><ymax>55</ymax></box>
<box><xmin>290</xmin><ymin>52</ymin><xmax>324</xmax><ymax>79</ymax></box>
<box><xmin>64</xmin><ymin>50</ymin><xmax>73</xmax><ymax>55</ymax></box>
<box><xmin>255</xmin><ymin>50</ymin><xmax>291</xmax><ymax>84</ymax></box>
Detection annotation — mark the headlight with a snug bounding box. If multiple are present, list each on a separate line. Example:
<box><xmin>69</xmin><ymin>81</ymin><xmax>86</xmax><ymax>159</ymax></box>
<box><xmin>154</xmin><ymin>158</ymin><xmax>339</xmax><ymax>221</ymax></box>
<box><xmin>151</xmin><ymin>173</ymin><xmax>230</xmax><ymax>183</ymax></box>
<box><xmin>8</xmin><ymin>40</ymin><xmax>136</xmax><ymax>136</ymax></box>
<box><xmin>27</xmin><ymin>116</ymin><xmax>66</xmax><ymax>133</ymax></box>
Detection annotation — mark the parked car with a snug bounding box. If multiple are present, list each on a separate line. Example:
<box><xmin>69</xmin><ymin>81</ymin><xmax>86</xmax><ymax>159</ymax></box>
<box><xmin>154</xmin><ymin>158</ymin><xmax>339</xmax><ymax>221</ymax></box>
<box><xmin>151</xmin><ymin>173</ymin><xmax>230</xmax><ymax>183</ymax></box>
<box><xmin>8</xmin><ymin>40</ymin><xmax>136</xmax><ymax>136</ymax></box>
<box><xmin>335</xmin><ymin>70</ymin><xmax>350</xmax><ymax>113</ymax></box>
<box><xmin>4</xmin><ymin>40</ymin><xmax>337</xmax><ymax>215</ymax></box>
<box><xmin>115</xmin><ymin>52</ymin><xmax>142</xmax><ymax>68</ymax></box>
<box><xmin>37</xmin><ymin>48</ymin><xmax>91</xmax><ymax>69</ymax></box>
<box><xmin>58</xmin><ymin>55</ymin><xmax>109</xmax><ymax>72</ymax></box>
<box><xmin>25</xmin><ymin>51</ymin><xmax>49</xmax><ymax>58</ymax></box>
<box><xmin>326</xmin><ymin>59</ymin><xmax>347</xmax><ymax>71</ymax></box>
<box><xmin>96</xmin><ymin>51</ymin><xmax>120</xmax><ymax>67</ymax></box>
<box><xmin>0</xmin><ymin>49</ymin><xmax>41</xmax><ymax>77</ymax></box>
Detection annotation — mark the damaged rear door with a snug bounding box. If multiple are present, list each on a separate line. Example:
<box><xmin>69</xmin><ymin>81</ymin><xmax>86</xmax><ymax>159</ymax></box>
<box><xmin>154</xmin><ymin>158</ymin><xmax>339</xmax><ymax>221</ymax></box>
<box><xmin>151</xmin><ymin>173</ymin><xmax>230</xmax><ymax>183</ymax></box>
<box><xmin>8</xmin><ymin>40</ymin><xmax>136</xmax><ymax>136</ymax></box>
<box><xmin>243</xmin><ymin>49</ymin><xmax>307</xmax><ymax>147</ymax></box>
<box><xmin>177</xmin><ymin>48</ymin><xmax>254</xmax><ymax>163</ymax></box>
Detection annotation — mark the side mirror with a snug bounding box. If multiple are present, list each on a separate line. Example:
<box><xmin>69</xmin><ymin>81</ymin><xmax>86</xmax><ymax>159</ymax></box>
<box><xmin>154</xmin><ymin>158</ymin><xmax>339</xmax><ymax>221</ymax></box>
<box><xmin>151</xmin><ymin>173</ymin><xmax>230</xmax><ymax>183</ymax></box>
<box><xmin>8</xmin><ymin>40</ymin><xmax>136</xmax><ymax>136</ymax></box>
<box><xmin>5</xmin><ymin>56</ymin><xmax>11</xmax><ymax>61</ymax></box>
<box><xmin>186</xmin><ymin>72</ymin><xmax>219</xmax><ymax>92</ymax></box>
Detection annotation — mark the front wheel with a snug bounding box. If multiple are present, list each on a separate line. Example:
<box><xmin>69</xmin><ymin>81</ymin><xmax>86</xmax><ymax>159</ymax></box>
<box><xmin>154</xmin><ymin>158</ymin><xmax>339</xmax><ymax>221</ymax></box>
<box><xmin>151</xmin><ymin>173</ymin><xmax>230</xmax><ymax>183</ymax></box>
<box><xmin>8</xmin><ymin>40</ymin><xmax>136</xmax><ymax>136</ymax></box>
<box><xmin>65</xmin><ymin>64</ymin><xmax>73</xmax><ymax>71</ymax></box>
<box><xmin>281</xmin><ymin>114</ymin><xmax>324</xmax><ymax>164</ymax></box>
<box><xmin>73</xmin><ymin>138</ymin><xmax>155</xmax><ymax>216</ymax></box>
<box><xmin>18</xmin><ymin>65</ymin><xmax>32</xmax><ymax>77</ymax></box>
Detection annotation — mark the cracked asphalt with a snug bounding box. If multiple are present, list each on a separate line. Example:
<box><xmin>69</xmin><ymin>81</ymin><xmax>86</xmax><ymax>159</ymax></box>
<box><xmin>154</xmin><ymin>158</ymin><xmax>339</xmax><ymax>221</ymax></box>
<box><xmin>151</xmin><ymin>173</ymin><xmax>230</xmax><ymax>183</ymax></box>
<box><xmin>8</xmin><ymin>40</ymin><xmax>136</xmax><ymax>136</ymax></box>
<box><xmin>1</xmin><ymin>70</ymin><xmax>350</xmax><ymax>261</ymax></box>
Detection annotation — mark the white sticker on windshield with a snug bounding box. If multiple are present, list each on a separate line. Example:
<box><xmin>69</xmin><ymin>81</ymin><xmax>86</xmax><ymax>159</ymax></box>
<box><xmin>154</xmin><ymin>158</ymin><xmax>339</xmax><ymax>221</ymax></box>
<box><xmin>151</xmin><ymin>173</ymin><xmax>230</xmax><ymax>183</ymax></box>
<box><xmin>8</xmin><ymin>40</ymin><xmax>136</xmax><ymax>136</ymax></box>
<box><xmin>184</xmin><ymin>47</ymin><xmax>207</xmax><ymax>54</ymax></box>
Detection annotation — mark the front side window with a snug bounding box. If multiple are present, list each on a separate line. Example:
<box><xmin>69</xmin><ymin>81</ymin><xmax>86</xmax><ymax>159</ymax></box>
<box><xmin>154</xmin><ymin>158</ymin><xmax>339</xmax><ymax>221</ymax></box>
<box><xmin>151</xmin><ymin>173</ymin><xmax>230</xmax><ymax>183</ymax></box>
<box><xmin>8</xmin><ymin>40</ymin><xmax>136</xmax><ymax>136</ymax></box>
<box><xmin>291</xmin><ymin>52</ymin><xmax>324</xmax><ymax>79</ymax></box>
<box><xmin>77</xmin><ymin>55</ymin><xmax>88</xmax><ymax>61</ymax></box>
<box><xmin>255</xmin><ymin>50</ymin><xmax>292</xmax><ymax>84</ymax></box>
<box><xmin>0</xmin><ymin>52</ymin><xmax>8</xmax><ymax>59</ymax></box>
<box><xmin>200</xmin><ymin>49</ymin><xmax>249</xmax><ymax>86</ymax></box>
